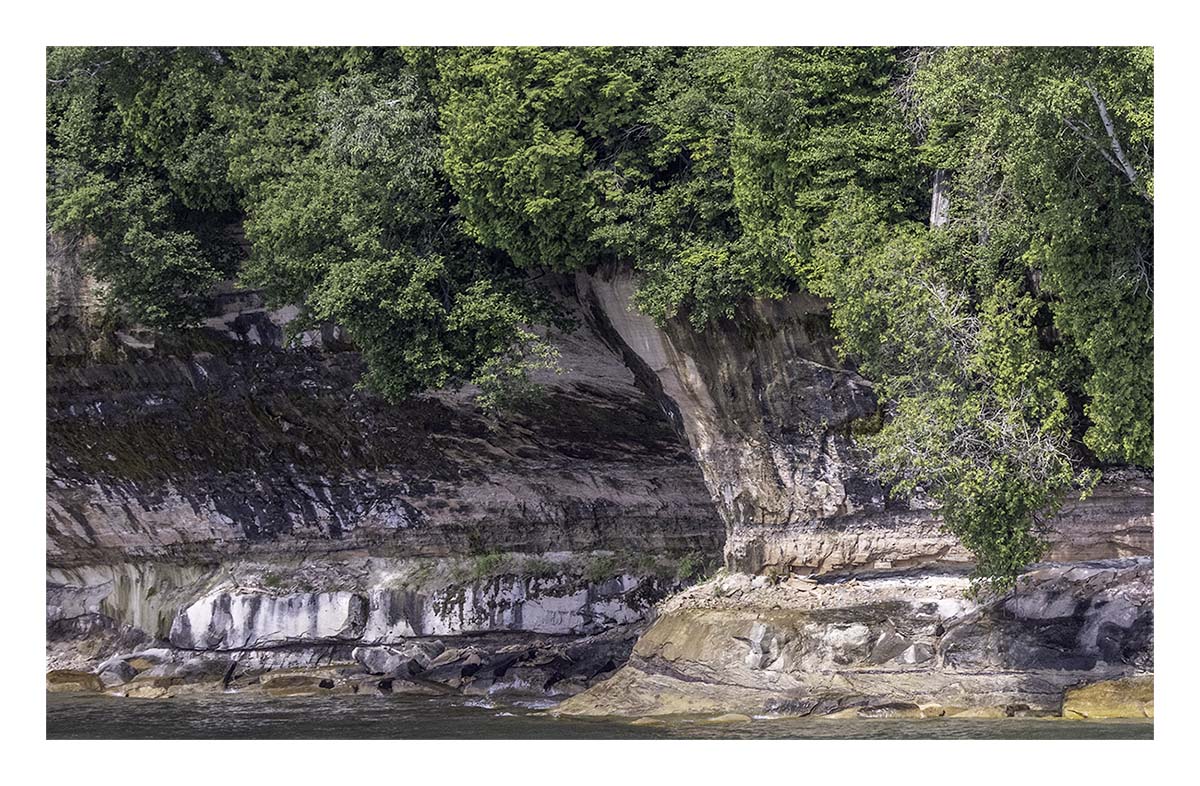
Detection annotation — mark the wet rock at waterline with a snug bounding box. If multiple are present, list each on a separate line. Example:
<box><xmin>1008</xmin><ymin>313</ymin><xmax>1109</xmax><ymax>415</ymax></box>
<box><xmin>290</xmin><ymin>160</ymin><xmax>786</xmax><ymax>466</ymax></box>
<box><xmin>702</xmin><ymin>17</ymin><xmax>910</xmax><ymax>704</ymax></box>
<box><xmin>1063</xmin><ymin>675</ymin><xmax>1154</xmax><ymax>719</ymax></box>
<box><xmin>555</xmin><ymin>559</ymin><xmax>1153</xmax><ymax>718</ymax></box>
<box><xmin>353</xmin><ymin>640</ymin><xmax>445</xmax><ymax>676</ymax></box>
<box><xmin>48</xmin><ymin>623</ymin><xmax>643</xmax><ymax>701</ymax></box>
<box><xmin>95</xmin><ymin>656</ymin><xmax>138</xmax><ymax>687</ymax></box>
<box><xmin>46</xmin><ymin>670</ymin><xmax>104</xmax><ymax>693</ymax></box>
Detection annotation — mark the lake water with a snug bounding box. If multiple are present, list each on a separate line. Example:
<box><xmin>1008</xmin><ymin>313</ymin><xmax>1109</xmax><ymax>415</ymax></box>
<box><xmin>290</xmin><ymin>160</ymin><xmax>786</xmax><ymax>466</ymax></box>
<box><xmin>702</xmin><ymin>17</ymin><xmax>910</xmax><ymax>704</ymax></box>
<box><xmin>46</xmin><ymin>693</ymin><xmax>1152</xmax><ymax>740</ymax></box>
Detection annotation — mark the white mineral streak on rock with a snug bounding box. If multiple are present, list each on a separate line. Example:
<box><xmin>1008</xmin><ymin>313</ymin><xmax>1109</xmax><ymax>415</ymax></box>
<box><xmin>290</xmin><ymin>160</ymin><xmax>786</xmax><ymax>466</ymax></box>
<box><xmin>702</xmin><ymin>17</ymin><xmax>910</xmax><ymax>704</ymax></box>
<box><xmin>170</xmin><ymin>590</ymin><xmax>367</xmax><ymax>649</ymax></box>
<box><xmin>50</xmin><ymin>553</ymin><xmax>666</xmax><ymax>653</ymax></box>
<box><xmin>48</xmin><ymin>563</ymin><xmax>215</xmax><ymax>638</ymax></box>
<box><xmin>362</xmin><ymin>574</ymin><xmax>649</xmax><ymax>641</ymax></box>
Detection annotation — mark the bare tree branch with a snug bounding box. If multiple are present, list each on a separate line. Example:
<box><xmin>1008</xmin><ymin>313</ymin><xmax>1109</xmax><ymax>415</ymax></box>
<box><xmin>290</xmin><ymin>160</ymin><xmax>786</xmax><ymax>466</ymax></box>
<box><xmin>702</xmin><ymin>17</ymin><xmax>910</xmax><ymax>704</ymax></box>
<box><xmin>1085</xmin><ymin>79</ymin><xmax>1152</xmax><ymax>205</ymax></box>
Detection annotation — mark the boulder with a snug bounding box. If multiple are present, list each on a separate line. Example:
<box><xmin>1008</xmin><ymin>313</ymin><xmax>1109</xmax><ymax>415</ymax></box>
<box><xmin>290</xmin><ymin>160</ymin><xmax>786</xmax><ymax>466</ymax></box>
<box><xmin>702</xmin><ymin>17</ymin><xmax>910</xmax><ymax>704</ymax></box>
<box><xmin>139</xmin><ymin>657</ymin><xmax>232</xmax><ymax>684</ymax></box>
<box><xmin>353</xmin><ymin>640</ymin><xmax>446</xmax><ymax>676</ymax></box>
<box><xmin>1063</xmin><ymin>675</ymin><xmax>1153</xmax><ymax>719</ymax></box>
<box><xmin>867</xmin><ymin>627</ymin><xmax>911</xmax><ymax>664</ymax></box>
<box><xmin>126</xmin><ymin>647</ymin><xmax>172</xmax><ymax>665</ymax></box>
<box><xmin>423</xmin><ymin>648</ymin><xmax>484</xmax><ymax>686</ymax></box>
<box><xmin>353</xmin><ymin>646</ymin><xmax>405</xmax><ymax>675</ymax></box>
<box><xmin>96</xmin><ymin>657</ymin><xmax>138</xmax><ymax>687</ymax></box>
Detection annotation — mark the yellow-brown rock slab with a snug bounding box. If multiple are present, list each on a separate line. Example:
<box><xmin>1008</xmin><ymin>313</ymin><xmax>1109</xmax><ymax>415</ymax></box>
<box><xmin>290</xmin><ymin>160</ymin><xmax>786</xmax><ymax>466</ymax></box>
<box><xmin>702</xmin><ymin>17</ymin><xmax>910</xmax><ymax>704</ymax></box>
<box><xmin>1063</xmin><ymin>675</ymin><xmax>1153</xmax><ymax>719</ymax></box>
<box><xmin>46</xmin><ymin>670</ymin><xmax>103</xmax><ymax>693</ymax></box>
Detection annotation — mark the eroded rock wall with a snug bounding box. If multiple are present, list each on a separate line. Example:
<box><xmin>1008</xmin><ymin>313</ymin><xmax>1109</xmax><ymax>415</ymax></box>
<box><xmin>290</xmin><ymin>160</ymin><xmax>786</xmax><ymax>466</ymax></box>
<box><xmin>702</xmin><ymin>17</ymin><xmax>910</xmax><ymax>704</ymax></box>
<box><xmin>48</xmin><ymin>240</ymin><xmax>721</xmax><ymax>572</ymax></box>
<box><xmin>46</xmin><ymin>239</ymin><xmax>724</xmax><ymax>687</ymax></box>
<box><xmin>576</xmin><ymin>265</ymin><xmax>1153</xmax><ymax>575</ymax></box>
<box><xmin>47</xmin><ymin>321</ymin><xmax>721</xmax><ymax>567</ymax></box>
<box><xmin>557</xmin><ymin>558</ymin><xmax>1153</xmax><ymax>717</ymax></box>
<box><xmin>566</xmin><ymin>265</ymin><xmax>1152</xmax><ymax>717</ymax></box>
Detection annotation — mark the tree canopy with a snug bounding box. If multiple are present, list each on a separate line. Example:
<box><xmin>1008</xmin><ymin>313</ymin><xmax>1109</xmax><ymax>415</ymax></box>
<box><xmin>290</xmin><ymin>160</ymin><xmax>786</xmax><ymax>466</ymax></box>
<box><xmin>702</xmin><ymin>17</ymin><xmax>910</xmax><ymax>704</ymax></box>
<box><xmin>46</xmin><ymin>46</ymin><xmax>1153</xmax><ymax>589</ymax></box>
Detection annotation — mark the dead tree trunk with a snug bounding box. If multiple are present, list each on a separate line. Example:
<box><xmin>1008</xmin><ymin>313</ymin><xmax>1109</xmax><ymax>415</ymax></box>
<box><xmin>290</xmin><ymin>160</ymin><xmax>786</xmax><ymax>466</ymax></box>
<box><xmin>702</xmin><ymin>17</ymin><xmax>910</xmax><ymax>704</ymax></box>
<box><xmin>930</xmin><ymin>169</ymin><xmax>949</xmax><ymax>228</ymax></box>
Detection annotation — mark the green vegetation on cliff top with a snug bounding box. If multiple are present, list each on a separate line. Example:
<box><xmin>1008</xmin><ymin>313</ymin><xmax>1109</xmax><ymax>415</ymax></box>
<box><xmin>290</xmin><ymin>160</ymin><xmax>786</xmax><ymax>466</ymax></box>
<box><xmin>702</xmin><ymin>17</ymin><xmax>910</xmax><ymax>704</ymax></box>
<box><xmin>46</xmin><ymin>46</ymin><xmax>1153</xmax><ymax>590</ymax></box>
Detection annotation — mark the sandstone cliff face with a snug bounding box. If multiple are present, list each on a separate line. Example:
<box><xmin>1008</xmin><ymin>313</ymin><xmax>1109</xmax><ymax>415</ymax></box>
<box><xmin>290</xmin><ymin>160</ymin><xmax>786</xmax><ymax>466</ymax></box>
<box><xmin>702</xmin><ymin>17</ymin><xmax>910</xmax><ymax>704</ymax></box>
<box><xmin>576</xmin><ymin>265</ymin><xmax>1152</xmax><ymax>575</ymax></box>
<box><xmin>566</xmin><ymin>264</ymin><xmax>1152</xmax><ymax>717</ymax></box>
<box><xmin>47</xmin><ymin>299</ymin><xmax>721</xmax><ymax>567</ymax></box>
<box><xmin>47</xmin><ymin>240</ymin><xmax>1153</xmax><ymax>714</ymax></box>
<box><xmin>46</xmin><ymin>240</ymin><xmax>724</xmax><ymax>687</ymax></box>
<box><xmin>557</xmin><ymin>558</ymin><xmax>1152</xmax><ymax>717</ymax></box>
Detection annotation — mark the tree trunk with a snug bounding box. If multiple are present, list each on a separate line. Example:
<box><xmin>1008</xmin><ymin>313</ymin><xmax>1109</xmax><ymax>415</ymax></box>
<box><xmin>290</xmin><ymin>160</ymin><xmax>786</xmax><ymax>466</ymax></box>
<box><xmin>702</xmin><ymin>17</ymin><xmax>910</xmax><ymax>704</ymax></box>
<box><xmin>929</xmin><ymin>169</ymin><xmax>949</xmax><ymax>228</ymax></box>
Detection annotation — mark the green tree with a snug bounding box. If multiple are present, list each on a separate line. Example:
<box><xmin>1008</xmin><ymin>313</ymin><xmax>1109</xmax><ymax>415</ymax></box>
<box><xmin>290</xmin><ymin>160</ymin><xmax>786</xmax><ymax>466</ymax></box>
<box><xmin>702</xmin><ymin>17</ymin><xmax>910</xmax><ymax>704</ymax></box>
<box><xmin>436</xmin><ymin>46</ymin><xmax>670</xmax><ymax>272</ymax></box>
<box><xmin>47</xmin><ymin>47</ymin><xmax>239</xmax><ymax>328</ymax></box>
<box><xmin>812</xmin><ymin>47</ymin><xmax>1152</xmax><ymax>590</ymax></box>
<box><xmin>813</xmin><ymin>192</ymin><xmax>1081</xmax><ymax>590</ymax></box>
<box><xmin>913</xmin><ymin>46</ymin><xmax>1153</xmax><ymax>468</ymax></box>
<box><xmin>47</xmin><ymin>46</ymin><xmax>1153</xmax><ymax>585</ymax></box>
<box><xmin>436</xmin><ymin>46</ymin><xmax>922</xmax><ymax>328</ymax></box>
<box><xmin>47</xmin><ymin>46</ymin><xmax>559</xmax><ymax>403</ymax></box>
<box><xmin>236</xmin><ymin>64</ymin><xmax>561</xmax><ymax>401</ymax></box>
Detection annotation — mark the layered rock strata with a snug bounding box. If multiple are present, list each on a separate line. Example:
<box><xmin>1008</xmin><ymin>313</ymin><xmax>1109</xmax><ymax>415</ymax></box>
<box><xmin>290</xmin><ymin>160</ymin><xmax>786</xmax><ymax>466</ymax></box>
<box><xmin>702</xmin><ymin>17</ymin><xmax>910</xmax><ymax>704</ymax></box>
<box><xmin>576</xmin><ymin>266</ymin><xmax>1153</xmax><ymax>576</ymax></box>
<box><xmin>46</xmin><ymin>240</ymin><xmax>724</xmax><ymax>696</ymax></box>
<box><xmin>556</xmin><ymin>559</ymin><xmax>1152</xmax><ymax>717</ymax></box>
<box><xmin>567</xmin><ymin>265</ymin><xmax>1153</xmax><ymax>718</ymax></box>
<box><xmin>46</xmin><ymin>241</ymin><xmax>1153</xmax><ymax>716</ymax></box>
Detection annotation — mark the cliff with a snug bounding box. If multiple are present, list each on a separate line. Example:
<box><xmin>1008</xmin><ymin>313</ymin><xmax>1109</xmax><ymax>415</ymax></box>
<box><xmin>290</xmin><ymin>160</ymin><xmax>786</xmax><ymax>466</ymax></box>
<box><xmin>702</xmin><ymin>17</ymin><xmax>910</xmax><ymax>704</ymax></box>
<box><xmin>46</xmin><ymin>239</ymin><xmax>725</xmax><ymax>697</ymax></box>
<box><xmin>576</xmin><ymin>265</ymin><xmax>1152</xmax><ymax>575</ymax></box>
<box><xmin>45</xmin><ymin>245</ymin><xmax>1153</xmax><ymax>716</ymax></box>
<box><xmin>557</xmin><ymin>265</ymin><xmax>1153</xmax><ymax>718</ymax></box>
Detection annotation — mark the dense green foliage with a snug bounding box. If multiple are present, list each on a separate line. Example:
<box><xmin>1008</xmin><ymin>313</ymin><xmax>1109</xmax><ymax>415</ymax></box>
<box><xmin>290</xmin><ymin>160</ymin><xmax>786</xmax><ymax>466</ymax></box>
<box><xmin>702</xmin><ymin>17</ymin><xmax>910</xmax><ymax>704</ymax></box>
<box><xmin>46</xmin><ymin>46</ymin><xmax>1152</xmax><ymax>587</ymax></box>
<box><xmin>813</xmin><ymin>195</ymin><xmax>1081</xmax><ymax>585</ymax></box>
<box><xmin>437</xmin><ymin>46</ymin><xmax>919</xmax><ymax>328</ymax></box>
<box><xmin>48</xmin><ymin>47</ymin><xmax>561</xmax><ymax>400</ymax></box>
<box><xmin>47</xmin><ymin>48</ymin><xmax>240</xmax><ymax>327</ymax></box>
<box><xmin>914</xmin><ymin>47</ymin><xmax>1153</xmax><ymax>469</ymax></box>
<box><xmin>811</xmin><ymin>47</ymin><xmax>1152</xmax><ymax>589</ymax></box>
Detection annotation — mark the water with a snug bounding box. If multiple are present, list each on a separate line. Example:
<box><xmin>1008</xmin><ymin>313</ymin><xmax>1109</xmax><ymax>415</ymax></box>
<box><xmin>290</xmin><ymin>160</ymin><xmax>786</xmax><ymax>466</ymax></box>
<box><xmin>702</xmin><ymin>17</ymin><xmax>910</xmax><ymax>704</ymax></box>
<box><xmin>47</xmin><ymin>693</ymin><xmax>1152</xmax><ymax>740</ymax></box>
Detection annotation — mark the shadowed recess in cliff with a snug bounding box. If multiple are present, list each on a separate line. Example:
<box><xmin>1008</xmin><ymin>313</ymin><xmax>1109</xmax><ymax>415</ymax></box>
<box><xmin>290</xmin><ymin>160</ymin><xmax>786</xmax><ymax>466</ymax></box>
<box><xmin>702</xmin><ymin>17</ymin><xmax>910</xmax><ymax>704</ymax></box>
<box><xmin>575</xmin><ymin>265</ymin><xmax>1153</xmax><ymax>577</ymax></box>
<box><xmin>46</xmin><ymin>242</ymin><xmax>724</xmax><ymax>568</ymax></box>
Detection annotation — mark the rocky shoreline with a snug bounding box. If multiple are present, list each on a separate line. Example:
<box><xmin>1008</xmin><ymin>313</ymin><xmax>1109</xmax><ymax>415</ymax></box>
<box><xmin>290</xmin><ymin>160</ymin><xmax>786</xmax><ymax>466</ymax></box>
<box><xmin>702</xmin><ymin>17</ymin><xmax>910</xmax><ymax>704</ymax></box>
<box><xmin>48</xmin><ymin>623</ymin><xmax>648</xmax><ymax>702</ymax></box>
<box><xmin>46</xmin><ymin>243</ymin><xmax>1153</xmax><ymax>728</ymax></box>
<box><xmin>46</xmin><ymin>554</ymin><xmax>690</xmax><ymax>702</ymax></box>
<box><xmin>47</xmin><ymin>560</ymin><xmax>1153</xmax><ymax>722</ymax></box>
<box><xmin>555</xmin><ymin>559</ymin><xmax>1152</xmax><ymax>720</ymax></box>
